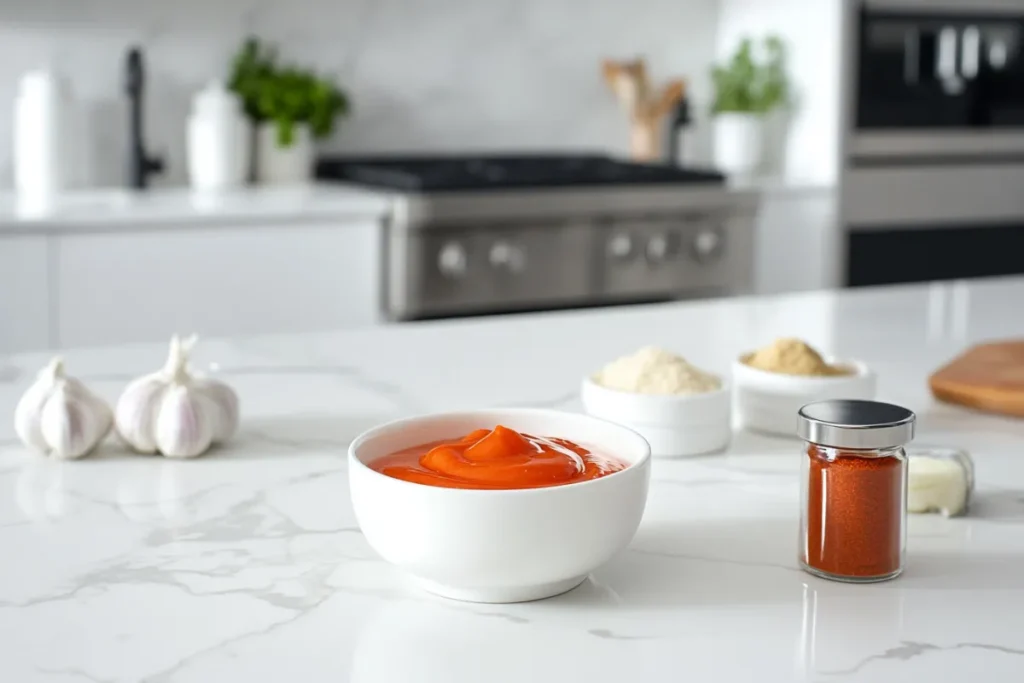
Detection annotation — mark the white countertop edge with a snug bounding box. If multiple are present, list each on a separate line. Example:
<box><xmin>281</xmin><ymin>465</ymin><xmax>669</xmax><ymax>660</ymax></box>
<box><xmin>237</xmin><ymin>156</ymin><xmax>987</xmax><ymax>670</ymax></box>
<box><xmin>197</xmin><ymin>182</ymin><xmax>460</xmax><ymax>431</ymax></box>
<box><xmin>0</xmin><ymin>183</ymin><xmax>394</xmax><ymax>234</ymax></box>
<box><xmin>0</xmin><ymin>176</ymin><xmax>836</xmax><ymax>237</ymax></box>
<box><xmin>728</xmin><ymin>175</ymin><xmax>835</xmax><ymax>198</ymax></box>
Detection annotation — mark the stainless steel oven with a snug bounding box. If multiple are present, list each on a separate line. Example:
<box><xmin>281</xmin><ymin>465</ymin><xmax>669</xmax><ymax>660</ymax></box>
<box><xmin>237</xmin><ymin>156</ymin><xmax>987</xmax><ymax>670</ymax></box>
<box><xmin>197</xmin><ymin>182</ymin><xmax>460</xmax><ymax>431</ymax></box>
<box><xmin>840</xmin><ymin>0</ymin><xmax>1024</xmax><ymax>287</ymax></box>
<box><xmin>318</xmin><ymin>156</ymin><xmax>758</xmax><ymax>321</ymax></box>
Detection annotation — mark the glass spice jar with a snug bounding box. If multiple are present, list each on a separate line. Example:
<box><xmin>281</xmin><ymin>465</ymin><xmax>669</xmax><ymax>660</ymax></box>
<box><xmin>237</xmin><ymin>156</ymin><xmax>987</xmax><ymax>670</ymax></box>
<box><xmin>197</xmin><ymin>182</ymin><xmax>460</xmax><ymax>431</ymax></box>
<box><xmin>797</xmin><ymin>400</ymin><xmax>916</xmax><ymax>583</ymax></box>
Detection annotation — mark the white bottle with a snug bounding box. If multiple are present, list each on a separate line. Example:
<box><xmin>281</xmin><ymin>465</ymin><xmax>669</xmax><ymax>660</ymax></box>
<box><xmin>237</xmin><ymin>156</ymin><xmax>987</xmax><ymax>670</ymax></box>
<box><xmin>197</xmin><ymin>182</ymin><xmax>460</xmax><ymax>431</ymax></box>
<box><xmin>187</xmin><ymin>82</ymin><xmax>249</xmax><ymax>192</ymax></box>
<box><xmin>13</xmin><ymin>69</ymin><xmax>69</xmax><ymax>205</ymax></box>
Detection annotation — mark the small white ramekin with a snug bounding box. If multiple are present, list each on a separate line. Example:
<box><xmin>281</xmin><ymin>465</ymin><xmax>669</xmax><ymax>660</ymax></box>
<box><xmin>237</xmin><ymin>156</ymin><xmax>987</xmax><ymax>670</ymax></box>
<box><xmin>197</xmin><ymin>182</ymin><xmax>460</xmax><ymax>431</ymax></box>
<box><xmin>580</xmin><ymin>377</ymin><xmax>731</xmax><ymax>457</ymax></box>
<box><xmin>732</xmin><ymin>356</ymin><xmax>877</xmax><ymax>437</ymax></box>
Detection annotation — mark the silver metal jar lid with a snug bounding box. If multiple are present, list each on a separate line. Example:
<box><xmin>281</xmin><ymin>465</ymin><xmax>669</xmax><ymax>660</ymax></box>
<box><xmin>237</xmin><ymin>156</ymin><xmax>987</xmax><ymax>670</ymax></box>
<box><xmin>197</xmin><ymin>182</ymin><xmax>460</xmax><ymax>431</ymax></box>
<box><xmin>797</xmin><ymin>400</ymin><xmax>916</xmax><ymax>450</ymax></box>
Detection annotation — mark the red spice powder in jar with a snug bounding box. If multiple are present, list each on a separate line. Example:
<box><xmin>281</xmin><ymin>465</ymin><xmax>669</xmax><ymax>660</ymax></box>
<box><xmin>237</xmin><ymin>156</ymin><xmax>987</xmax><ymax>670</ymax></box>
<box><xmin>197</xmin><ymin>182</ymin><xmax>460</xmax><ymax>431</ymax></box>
<box><xmin>803</xmin><ymin>445</ymin><xmax>904</xmax><ymax>578</ymax></box>
<box><xmin>797</xmin><ymin>400</ymin><xmax>916</xmax><ymax>583</ymax></box>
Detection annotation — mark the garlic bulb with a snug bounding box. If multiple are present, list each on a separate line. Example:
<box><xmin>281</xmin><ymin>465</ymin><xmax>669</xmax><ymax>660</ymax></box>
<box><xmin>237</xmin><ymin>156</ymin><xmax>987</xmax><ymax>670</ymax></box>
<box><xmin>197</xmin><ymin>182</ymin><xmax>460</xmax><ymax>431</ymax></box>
<box><xmin>14</xmin><ymin>357</ymin><xmax>113</xmax><ymax>459</ymax></box>
<box><xmin>115</xmin><ymin>335</ymin><xmax>239</xmax><ymax>458</ymax></box>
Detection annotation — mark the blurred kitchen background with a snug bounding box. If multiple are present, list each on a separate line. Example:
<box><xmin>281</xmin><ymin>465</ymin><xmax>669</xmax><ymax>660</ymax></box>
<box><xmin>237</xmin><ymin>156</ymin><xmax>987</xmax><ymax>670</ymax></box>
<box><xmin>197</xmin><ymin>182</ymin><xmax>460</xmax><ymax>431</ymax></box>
<box><xmin>0</xmin><ymin>0</ymin><xmax>839</xmax><ymax>183</ymax></box>
<box><xmin>0</xmin><ymin>0</ymin><xmax>1019</xmax><ymax>352</ymax></box>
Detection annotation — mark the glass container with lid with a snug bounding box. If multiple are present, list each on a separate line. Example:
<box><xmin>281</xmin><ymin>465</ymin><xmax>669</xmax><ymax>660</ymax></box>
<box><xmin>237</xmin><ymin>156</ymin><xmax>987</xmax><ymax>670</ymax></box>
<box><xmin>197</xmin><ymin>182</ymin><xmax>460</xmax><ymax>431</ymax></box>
<box><xmin>907</xmin><ymin>445</ymin><xmax>974</xmax><ymax>517</ymax></box>
<box><xmin>797</xmin><ymin>399</ymin><xmax>916</xmax><ymax>583</ymax></box>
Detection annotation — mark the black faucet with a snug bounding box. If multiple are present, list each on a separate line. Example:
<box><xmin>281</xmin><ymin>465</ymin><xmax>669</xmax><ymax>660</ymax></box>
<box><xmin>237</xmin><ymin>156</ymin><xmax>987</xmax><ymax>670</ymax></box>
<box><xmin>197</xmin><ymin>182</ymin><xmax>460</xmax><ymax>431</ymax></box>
<box><xmin>124</xmin><ymin>46</ymin><xmax>165</xmax><ymax>189</ymax></box>
<box><xmin>664</xmin><ymin>96</ymin><xmax>692</xmax><ymax>166</ymax></box>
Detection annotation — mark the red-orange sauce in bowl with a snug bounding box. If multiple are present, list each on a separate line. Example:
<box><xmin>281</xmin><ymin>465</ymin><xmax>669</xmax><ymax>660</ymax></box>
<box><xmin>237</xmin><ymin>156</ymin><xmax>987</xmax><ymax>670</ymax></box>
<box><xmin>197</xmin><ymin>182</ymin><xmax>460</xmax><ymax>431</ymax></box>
<box><xmin>370</xmin><ymin>425</ymin><xmax>629</xmax><ymax>490</ymax></box>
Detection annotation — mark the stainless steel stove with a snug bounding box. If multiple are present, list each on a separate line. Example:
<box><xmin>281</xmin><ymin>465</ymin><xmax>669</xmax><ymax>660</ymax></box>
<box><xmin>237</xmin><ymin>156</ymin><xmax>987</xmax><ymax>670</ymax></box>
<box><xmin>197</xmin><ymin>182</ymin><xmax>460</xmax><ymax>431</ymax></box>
<box><xmin>317</xmin><ymin>154</ymin><xmax>759</xmax><ymax>321</ymax></box>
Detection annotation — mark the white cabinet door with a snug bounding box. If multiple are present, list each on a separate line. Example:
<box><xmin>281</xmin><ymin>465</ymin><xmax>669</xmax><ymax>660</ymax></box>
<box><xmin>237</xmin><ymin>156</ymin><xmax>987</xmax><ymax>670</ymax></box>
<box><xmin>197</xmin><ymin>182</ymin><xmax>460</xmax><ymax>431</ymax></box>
<box><xmin>57</xmin><ymin>221</ymin><xmax>380</xmax><ymax>349</ymax></box>
<box><xmin>754</xmin><ymin>190</ymin><xmax>838</xmax><ymax>295</ymax></box>
<box><xmin>0</xmin><ymin>236</ymin><xmax>50</xmax><ymax>353</ymax></box>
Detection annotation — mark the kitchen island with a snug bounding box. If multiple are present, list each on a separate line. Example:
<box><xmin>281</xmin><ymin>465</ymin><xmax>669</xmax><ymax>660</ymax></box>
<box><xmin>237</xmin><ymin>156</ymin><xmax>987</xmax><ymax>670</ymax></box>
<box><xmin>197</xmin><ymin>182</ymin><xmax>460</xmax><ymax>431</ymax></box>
<box><xmin>2</xmin><ymin>278</ymin><xmax>1024</xmax><ymax>682</ymax></box>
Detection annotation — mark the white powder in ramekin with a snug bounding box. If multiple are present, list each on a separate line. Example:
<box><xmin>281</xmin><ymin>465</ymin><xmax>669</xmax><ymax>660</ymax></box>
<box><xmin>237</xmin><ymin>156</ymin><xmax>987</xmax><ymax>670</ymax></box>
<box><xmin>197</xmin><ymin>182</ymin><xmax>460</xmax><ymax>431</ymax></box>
<box><xmin>594</xmin><ymin>346</ymin><xmax>721</xmax><ymax>395</ymax></box>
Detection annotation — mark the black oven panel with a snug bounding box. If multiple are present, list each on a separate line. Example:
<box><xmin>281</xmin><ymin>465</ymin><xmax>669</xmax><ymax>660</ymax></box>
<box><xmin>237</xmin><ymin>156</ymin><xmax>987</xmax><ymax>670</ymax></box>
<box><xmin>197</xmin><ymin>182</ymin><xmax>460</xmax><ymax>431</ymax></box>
<box><xmin>857</xmin><ymin>8</ymin><xmax>1024</xmax><ymax>129</ymax></box>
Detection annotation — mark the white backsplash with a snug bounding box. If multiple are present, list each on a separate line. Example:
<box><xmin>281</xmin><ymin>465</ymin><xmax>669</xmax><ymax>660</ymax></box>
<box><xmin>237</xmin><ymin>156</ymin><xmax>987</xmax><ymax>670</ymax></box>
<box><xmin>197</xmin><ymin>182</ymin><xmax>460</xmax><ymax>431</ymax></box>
<box><xmin>0</xmin><ymin>0</ymin><xmax>721</xmax><ymax>188</ymax></box>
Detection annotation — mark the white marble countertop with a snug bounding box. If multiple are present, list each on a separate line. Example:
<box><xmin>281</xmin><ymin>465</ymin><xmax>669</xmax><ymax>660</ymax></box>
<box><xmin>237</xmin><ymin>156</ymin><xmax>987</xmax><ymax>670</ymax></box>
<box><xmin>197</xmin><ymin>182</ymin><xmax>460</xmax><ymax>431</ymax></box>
<box><xmin>0</xmin><ymin>184</ymin><xmax>392</xmax><ymax>234</ymax></box>
<box><xmin>2</xmin><ymin>278</ymin><xmax>1024</xmax><ymax>682</ymax></box>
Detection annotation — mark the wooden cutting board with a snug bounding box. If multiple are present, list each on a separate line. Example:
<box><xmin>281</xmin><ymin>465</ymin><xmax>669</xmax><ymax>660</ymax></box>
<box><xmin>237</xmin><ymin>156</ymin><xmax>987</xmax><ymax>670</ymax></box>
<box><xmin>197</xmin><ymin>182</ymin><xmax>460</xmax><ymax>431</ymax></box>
<box><xmin>930</xmin><ymin>340</ymin><xmax>1024</xmax><ymax>417</ymax></box>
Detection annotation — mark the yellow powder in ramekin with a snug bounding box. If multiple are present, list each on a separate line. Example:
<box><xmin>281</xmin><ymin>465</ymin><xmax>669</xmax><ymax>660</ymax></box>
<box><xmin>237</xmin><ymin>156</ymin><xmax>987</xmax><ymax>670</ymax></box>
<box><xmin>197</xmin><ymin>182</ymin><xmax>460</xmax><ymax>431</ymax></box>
<box><xmin>743</xmin><ymin>338</ymin><xmax>852</xmax><ymax>377</ymax></box>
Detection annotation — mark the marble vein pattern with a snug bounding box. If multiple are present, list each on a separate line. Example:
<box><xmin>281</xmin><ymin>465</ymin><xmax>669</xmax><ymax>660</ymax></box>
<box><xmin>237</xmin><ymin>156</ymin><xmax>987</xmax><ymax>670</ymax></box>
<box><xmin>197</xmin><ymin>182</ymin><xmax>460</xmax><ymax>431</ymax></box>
<box><xmin>2</xmin><ymin>278</ymin><xmax>1024</xmax><ymax>681</ymax></box>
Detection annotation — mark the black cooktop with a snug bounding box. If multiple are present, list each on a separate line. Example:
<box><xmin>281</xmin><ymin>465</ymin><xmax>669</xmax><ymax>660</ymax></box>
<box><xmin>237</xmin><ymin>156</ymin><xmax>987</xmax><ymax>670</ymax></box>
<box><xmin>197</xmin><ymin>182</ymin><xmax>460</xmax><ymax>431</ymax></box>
<box><xmin>315</xmin><ymin>154</ymin><xmax>725</xmax><ymax>192</ymax></box>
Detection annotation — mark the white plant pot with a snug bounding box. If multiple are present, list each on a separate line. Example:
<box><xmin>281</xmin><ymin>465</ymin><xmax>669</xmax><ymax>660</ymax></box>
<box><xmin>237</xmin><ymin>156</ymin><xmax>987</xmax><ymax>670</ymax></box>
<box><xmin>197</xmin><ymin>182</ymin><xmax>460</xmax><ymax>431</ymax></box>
<box><xmin>256</xmin><ymin>122</ymin><xmax>314</xmax><ymax>185</ymax></box>
<box><xmin>713</xmin><ymin>113</ymin><xmax>764</xmax><ymax>177</ymax></box>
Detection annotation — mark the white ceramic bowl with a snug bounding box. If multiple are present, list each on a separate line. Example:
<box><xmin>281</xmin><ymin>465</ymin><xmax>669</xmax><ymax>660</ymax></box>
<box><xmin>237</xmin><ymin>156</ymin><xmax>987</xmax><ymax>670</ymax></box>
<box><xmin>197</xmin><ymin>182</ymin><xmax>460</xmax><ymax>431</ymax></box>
<box><xmin>580</xmin><ymin>377</ymin><xmax>731</xmax><ymax>457</ymax></box>
<box><xmin>348</xmin><ymin>408</ymin><xmax>651</xmax><ymax>604</ymax></box>
<box><xmin>732</xmin><ymin>356</ymin><xmax>877</xmax><ymax>437</ymax></box>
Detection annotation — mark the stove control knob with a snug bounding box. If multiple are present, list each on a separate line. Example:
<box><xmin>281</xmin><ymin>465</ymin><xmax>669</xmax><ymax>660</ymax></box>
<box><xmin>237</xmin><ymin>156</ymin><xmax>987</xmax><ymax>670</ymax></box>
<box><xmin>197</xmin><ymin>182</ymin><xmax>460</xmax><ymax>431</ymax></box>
<box><xmin>437</xmin><ymin>241</ymin><xmax>468</xmax><ymax>279</ymax></box>
<box><xmin>607</xmin><ymin>233</ymin><xmax>633</xmax><ymax>260</ymax></box>
<box><xmin>692</xmin><ymin>228</ymin><xmax>724</xmax><ymax>263</ymax></box>
<box><xmin>489</xmin><ymin>241</ymin><xmax>527</xmax><ymax>274</ymax></box>
<box><xmin>646</xmin><ymin>234</ymin><xmax>671</xmax><ymax>264</ymax></box>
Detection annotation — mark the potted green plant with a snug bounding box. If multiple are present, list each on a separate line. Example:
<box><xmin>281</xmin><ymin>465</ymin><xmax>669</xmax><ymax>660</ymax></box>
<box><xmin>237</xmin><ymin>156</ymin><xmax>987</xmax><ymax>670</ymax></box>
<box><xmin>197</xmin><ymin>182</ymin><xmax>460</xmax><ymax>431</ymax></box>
<box><xmin>710</xmin><ymin>36</ymin><xmax>788</xmax><ymax>176</ymax></box>
<box><xmin>229</xmin><ymin>37</ymin><xmax>350</xmax><ymax>184</ymax></box>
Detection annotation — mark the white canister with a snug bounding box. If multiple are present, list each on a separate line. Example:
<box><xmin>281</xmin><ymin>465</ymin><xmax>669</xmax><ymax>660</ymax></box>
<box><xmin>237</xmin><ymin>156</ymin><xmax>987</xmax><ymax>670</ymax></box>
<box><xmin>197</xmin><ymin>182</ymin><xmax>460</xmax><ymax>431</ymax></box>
<box><xmin>256</xmin><ymin>121</ymin><xmax>314</xmax><ymax>185</ymax></box>
<box><xmin>712</xmin><ymin>112</ymin><xmax>764</xmax><ymax>177</ymax></box>
<box><xmin>14</xmin><ymin>69</ymin><xmax>70</xmax><ymax>204</ymax></box>
<box><xmin>186</xmin><ymin>82</ymin><xmax>249</xmax><ymax>192</ymax></box>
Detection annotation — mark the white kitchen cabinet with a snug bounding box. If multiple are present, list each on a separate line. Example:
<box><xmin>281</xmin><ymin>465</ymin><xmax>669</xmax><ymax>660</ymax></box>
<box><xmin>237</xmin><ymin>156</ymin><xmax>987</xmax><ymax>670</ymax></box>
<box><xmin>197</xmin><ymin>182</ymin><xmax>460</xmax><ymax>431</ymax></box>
<box><xmin>753</xmin><ymin>189</ymin><xmax>838</xmax><ymax>295</ymax></box>
<box><xmin>0</xmin><ymin>236</ymin><xmax>50</xmax><ymax>353</ymax></box>
<box><xmin>56</xmin><ymin>221</ymin><xmax>381</xmax><ymax>349</ymax></box>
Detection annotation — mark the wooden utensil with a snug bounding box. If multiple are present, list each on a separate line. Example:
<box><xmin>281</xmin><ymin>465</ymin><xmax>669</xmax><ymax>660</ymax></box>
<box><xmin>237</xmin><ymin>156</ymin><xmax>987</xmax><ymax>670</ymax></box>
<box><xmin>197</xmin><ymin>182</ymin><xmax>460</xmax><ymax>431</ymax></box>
<box><xmin>929</xmin><ymin>340</ymin><xmax>1024</xmax><ymax>417</ymax></box>
<box><xmin>602</xmin><ymin>58</ymin><xmax>685</xmax><ymax>162</ymax></box>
